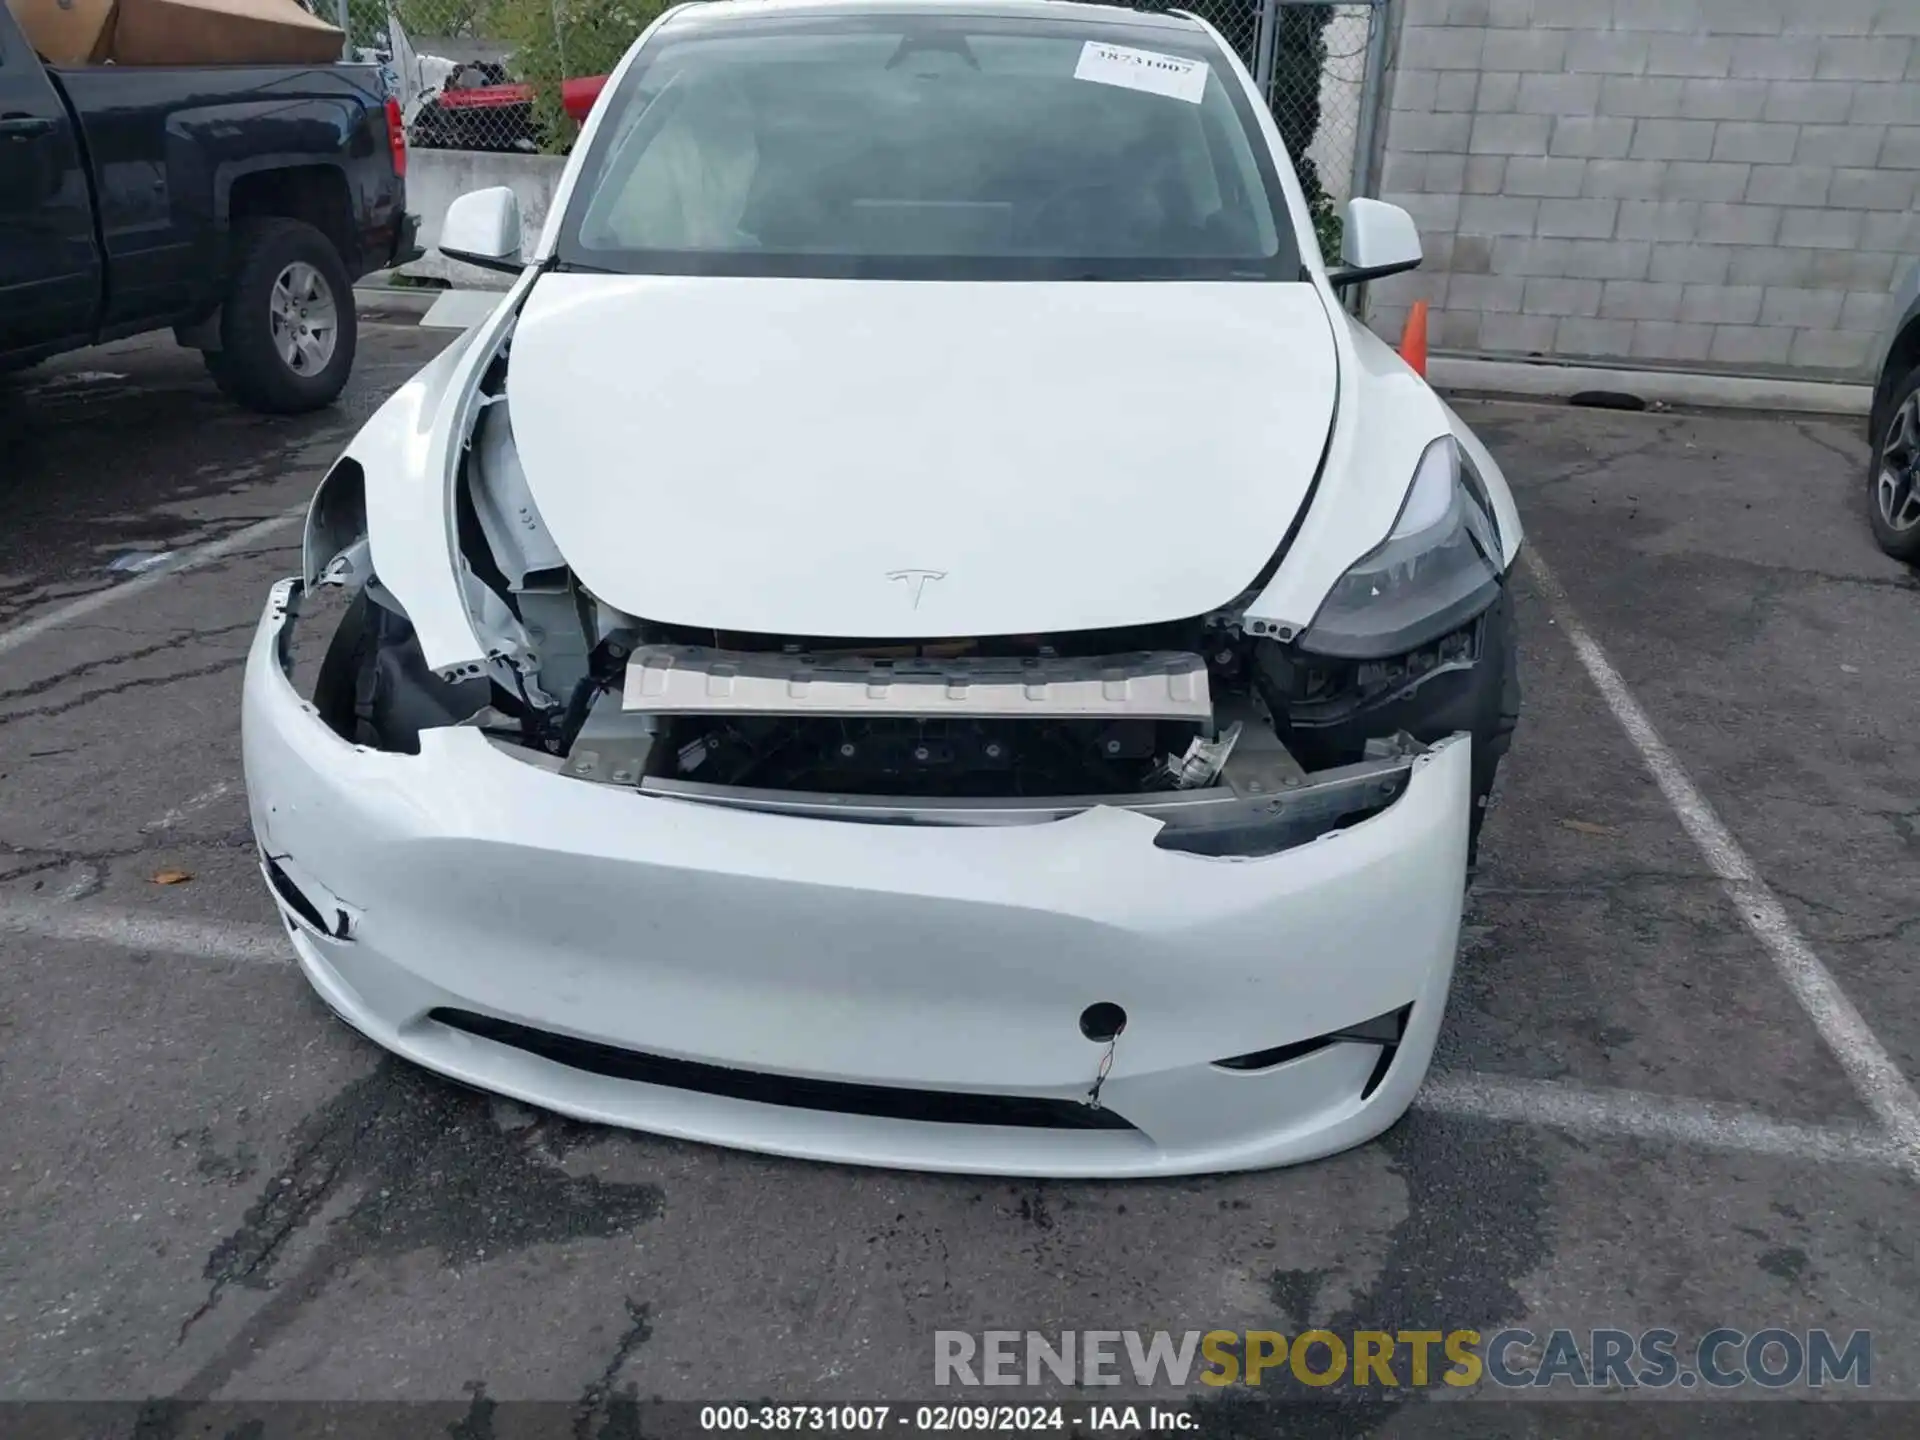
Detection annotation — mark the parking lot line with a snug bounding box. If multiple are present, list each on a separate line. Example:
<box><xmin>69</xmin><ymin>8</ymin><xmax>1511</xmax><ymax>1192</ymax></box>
<box><xmin>0</xmin><ymin>506</ymin><xmax>304</xmax><ymax>661</ymax></box>
<box><xmin>0</xmin><ymin>892</ymin><xmax>1903</xmax><ymax>1170</ymax></box>
<box><xmin>1523</xmin><ymin>548</ymin><xmax>1920</xmax><ymax>1180</ymax></box>
<box><xmin>0</xmin><ymin>896</ymin><xmax>289</xmax><ymax>964</ymax></box>
<box><xmin>1420</xmin><ymin>1073</ymin><xmax>1901</xmax><ymax>1170</ymax></box>
<box><xmin>140</xmin><ymin>780</ymin><xmax>239</xmax><ymax>834</ymax></box>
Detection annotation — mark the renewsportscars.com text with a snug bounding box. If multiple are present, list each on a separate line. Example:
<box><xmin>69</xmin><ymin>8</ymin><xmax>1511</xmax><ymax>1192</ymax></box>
<box><xmin>934</xmin><ymin>1328</ymin><xmax>1871</xmax><ymax>1391</ymax></box>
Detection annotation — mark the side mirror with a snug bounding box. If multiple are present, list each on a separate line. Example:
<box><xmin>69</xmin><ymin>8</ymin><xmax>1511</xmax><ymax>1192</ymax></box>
<box><xmin>1327</xmin><ymin>198</ymin><xmax>1422</xmax><ymax>289</ymax></box>
<box><xmin>440</xmin><ymin>186</ymin><xmax>524</xmax><ymax>275</ymax></box>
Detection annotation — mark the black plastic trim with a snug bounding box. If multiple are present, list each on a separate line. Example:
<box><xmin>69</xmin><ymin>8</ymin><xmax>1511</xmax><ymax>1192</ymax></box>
<box><xmin>1212</xmin><ymin>1034</ymin><xmax>1337</xmax><ymax>1072</ymax></box>
<box><xmin>1294</xmin><ymin>575</ymin><xmax>1503</xmax><ymax>662</ymax></box>
<box><xmin>439</xmin><ymin>246</ymin><xmax>524</xmax><ymax>275</ymax></box>
<box><xmin>261</xmin><ymin>853</ymin><xmax>348</xmax><ymax>939</ymax></box>
<box><xmin>429</xmin><ymin>1008</ymin><xmax>1139</xmax><ymax>1131</ymax></box>
<box><xmin>1326</xmin><ymin>258</ymin><xmax>1420</xmax><ymax>289</ymax></box>
<box><xmin>1214</xmin><ymin>1005</ymin><xmax>1413</xmax><ymax>1085</ymax></box>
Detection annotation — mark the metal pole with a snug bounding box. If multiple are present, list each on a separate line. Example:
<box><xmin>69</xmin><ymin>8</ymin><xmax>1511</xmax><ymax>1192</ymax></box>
<box><xmin>1346</xmin><ymin>0</ymin><xmax>1394</xmax><ymax>318</ymax></box>
<box><xmin>1349</xmin><ymin>0</ymin><xmax>1391</xmax><ymax>206</ymax></box>
<box><xmin>336</xmin><ymin>0</ymin><xmax>350</xmax><ymax>58</ymax></box>
<box><xmin>1253</xmin><ymin>0</ymin><xmax>1280</xmax><ymax>95</ymax></box>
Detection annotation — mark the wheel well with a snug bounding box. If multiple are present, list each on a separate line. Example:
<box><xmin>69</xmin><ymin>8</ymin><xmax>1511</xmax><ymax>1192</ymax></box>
<box><xmin>1873</xmin><ymin>314</ymin><xmax>1920</xmax><ymax>446</ymax></box>
<box><xmin>304</xmin><ymin>457</ymin><xmax>367</xmax><ymax>587</ymax></box>
<box><xmin>228</xmin><ymin>166</ymin><xmax>357</xmax><ymax>273</ymax></box>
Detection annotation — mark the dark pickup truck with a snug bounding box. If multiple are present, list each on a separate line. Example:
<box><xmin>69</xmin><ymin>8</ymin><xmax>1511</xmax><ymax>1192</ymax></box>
<box><xmin>0</xmin><ymin>3</ymin><xmax>417</xmax><ymax>413</ymax></box>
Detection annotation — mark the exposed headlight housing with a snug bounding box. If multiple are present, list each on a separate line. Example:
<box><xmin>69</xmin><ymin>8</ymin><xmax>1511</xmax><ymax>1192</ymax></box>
<box><xmin>1296</xmin><ymin>437</ymin><xmax>1503</xmax><ymax>660</ymax></box>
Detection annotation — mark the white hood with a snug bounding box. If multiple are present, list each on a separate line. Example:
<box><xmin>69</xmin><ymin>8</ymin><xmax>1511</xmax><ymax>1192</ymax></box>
<box><xmin>506</xmin><ymin>273</ymin><xmax>1338</xmax><ymax>638</ymax></box>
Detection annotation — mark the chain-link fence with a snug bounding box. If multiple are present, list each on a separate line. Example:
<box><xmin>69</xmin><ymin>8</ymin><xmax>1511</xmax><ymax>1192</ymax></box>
<box><xmin>330</xmin><ymin>0</ymin><xmax>675</xmax><ymax>155</ymax></box>
<box><xmin>333</xmin><ymin>0</ymin><xmax>1390</xmax><ymax>224</ymax></box>
<box><xmin>1160</xmin><ymin>0</ymin><xmax>1390</xmax><ymax>259</ymax></box>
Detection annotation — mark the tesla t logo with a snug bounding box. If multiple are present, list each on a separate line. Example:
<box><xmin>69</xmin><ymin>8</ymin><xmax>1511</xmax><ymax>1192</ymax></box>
<box><xmin>886</xmin><ymin>569</ymin><xmax>947</xmax><ymax>609</ymax></box>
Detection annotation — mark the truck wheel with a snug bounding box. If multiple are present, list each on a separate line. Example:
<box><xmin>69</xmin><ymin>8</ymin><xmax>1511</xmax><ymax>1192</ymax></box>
<box><xmin>206</xmin><ymin>219</ymin><xmax>356</xmax><ymax>415</ymax></box>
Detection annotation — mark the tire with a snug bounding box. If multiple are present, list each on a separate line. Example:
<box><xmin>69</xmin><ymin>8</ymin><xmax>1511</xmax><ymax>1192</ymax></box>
<box><xmin>204</xmin><ymin>218</ymin><xmax>357</xmax><ymax>415</ymax></box>
<box><xmin>1868</xmin><ymin>364</ymin><xmax>1920</xmax><ymax>563</ymax></box>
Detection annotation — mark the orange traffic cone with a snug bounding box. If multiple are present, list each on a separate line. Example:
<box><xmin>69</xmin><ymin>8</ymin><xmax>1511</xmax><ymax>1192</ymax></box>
<box><xmin>1399</xmin><ymin>299</ymin><xmax>1429</xmax><ymax>378</ymax></box>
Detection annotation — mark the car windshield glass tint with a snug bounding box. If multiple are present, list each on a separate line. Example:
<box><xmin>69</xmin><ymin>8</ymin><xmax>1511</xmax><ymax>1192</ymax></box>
<box><xmin>556</xmin><ymin>13</ymin><xmax>1298</xmax><ymax>281</ymax></box>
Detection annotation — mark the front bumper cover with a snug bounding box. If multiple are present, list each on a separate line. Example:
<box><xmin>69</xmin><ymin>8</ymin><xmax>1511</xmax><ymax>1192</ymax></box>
<box><xmin>243</xmin><ymin>579</ymin><xmax>1474</xmax><ymax>1177</ymax></box>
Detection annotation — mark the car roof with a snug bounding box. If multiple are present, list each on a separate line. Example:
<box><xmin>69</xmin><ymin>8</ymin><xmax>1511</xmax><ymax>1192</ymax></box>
<box><xmin>659</xmin><ymin>0</ymin><xmax>1208</xmax><ymax>36</ymax></box>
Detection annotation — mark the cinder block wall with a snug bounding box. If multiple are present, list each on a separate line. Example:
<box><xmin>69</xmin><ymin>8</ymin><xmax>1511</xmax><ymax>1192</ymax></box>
<box><xmin>1370</xmin><ymin>0</ymin><xmax>1920</xmax><ymax>378</ymax></box>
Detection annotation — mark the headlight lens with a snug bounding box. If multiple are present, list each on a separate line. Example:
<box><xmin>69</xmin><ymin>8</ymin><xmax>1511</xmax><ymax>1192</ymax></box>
<box><xmin>1297</xmin><ymin>437</ymin><xmax>1503</xmax><ymax>660</ymax></box>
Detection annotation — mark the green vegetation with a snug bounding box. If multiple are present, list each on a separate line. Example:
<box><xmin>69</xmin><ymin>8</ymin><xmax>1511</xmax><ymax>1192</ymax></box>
<box><xmin>490</xmin><ymin>0</ymin><xmax>670</xmax><ymax>153</ymax></box>
<box><xmin>347</xmin><ymin>0</ymin><xmax>1342</xmax><ymax>192</ymax></box>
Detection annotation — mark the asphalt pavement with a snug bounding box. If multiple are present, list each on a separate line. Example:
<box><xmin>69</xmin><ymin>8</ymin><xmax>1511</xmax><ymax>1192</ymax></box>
<box><xmin>0</xmin><ymin>325</ymin><xmax>1915</xmax><ymax>1436</ymax></box>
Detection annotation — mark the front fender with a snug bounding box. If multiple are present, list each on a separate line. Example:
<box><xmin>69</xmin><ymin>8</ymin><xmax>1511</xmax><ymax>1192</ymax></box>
<box><xmin>1443</xmin><ymin>395</ymin><xmax>1524</xmax><ymax>570</ymax></box>
<box><xmin>1241</xmin><ymin>314</ymin><xmax>1458</xmax><ymax>641</ymax></box>
<box><xmin>313</xmin><ymin>272</ymin><xmax>537</xmax><ymax>679</ymax></box>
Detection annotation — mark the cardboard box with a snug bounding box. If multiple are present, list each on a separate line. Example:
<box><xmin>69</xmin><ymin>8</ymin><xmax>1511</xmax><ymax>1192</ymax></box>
<box><xmin>4</xmin><ymin>0</ymin><xmax>118</xmax><ymax>65</ymax></box>
<box><xmin>109</xmin><ymin>0</ymin><xmax>343</xmax><ymax>66</ymax></box>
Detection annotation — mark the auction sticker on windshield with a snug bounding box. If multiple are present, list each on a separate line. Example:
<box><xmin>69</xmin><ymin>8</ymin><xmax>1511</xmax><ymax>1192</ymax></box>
<box><xmin>1072</xmin><ymin>41</ymin><xmax>1209</xmax><ymax>103</ymax></box>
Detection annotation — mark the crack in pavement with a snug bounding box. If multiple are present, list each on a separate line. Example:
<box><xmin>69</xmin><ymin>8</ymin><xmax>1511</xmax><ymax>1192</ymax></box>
<box><xmin>1735</xmin><ymin>790</ymin><xmax>1920</xmax><ymax>818</ymax></box>
<box><xmin>1793</xmin><ymin>420</ymin><xmax>1870</xmax><ymax>470</ymax></box>
<box><xmin>177</xmin><ymin>1074</ymin><xmax>387</xmax><ymax>1346</ymax></box>
<box><xmin>0</xmin><ymin>854</ymin><xmax>90</xmax><ymax>886</ymax></box>
<box><xmin>573</xmin><ymin>1298</ymin><xmax>654</xmax><ymax>1440</ymax></box>
<box><xmin>1764</xmin><ymin>880</ymin><xmax>1853</xmax><ymax>921</ymax></box>
<box><xmin>0</xmin><ymin>829</ymin><xmax>252</xmax><ymax>889</ymax></box>
<box><xmin>1516</xmin><ymin>425</ymin><xmax>1690</xmax><ymax>492</ymax></box>
<box><xmin>0</xmin><ymin>622</ymin><xmax>254</xmax><ymax>704</ymax></box>
<box><xmin>0</xmin><ymin>655</ymin><xmax>246</xmax><ymax>727</ymax></box>
<box><xmin>1755</xmin><ymin>565</ymin><xmax>1920</xmax><ymax>597</ymax></box>
<box><xmin>147</xmin><ymin>1061</ymin><xmax>665</xmax><ymax>1419</ymax></box>
<box><xmin>1188</xmin><ymin>1111</ymin><xmax>1553</xmax><ymax>1435</ymax></box>
<box><xmin>1819</xmin><ymin>912</ymin><xmax>1920</xmax><ymax>949</ymax></box>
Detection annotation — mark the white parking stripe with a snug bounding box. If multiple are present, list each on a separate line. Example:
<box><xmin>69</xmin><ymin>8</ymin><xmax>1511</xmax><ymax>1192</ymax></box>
<box><xmin>0</xmin><ymin>898</ymin><xmax>288</xmax><ymax>965</ymax></box>
<box><xmin>141</xmin><ymin>780</ymin><xmax>239</xmax><ymax>833</ymax></box>
<box><xmin>0</xmin><ymin>506</ymin><xmax>303</xmax><ymax>661</ymax></box>
<box><xmin>1523</xmin><ymin>549</ymin><xmax>1920</xmax><ymax>1179</ymax></box>
<box><xmin>1420</xmin><ymin>1073</ymin><xmax>1901</xmax><ymax>1170</ymax></box>
<box><xmin>0</xmin><ymin>892</ymin><xmax>1902</xmax><ymax>1168</ymax></box>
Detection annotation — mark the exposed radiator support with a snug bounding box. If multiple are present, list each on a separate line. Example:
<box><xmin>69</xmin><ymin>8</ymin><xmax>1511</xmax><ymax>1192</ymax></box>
<box><xmin>620</xmin><ymin>645</ymin><xmax>1213</xmax><ymax>722</ymax></box>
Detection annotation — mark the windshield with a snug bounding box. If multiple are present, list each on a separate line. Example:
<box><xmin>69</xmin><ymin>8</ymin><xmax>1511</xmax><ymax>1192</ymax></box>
<box><xmin>555</xmin><ymin>11</ymin><xmax>1299</xmax><ymax>281</ymax></box>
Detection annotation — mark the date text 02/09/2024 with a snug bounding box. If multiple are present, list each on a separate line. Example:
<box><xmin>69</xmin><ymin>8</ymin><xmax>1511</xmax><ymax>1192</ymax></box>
<box><xmin>698</xmin><ymin>1405</ymin><xmax>1195</xmax><ymax>1432</ymax></box>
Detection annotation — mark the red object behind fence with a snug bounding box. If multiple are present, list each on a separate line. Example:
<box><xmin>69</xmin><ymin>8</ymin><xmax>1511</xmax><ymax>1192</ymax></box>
<box><xmin>431</xmin><ymin>74</ymin><xmax>606</xmax><ymax>124</ymax></box>
<box><xmin>561</xmin><ymin>74</ymin><xmax>607</xmax><ymax>122</ymax></box>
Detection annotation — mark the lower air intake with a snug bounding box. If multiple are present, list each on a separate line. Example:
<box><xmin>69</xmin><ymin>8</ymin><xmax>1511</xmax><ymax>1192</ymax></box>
<box><xmin>429</xmin><ymin>1009</ymin><xmax>1138</xmax><ymax>1131</ymax></box>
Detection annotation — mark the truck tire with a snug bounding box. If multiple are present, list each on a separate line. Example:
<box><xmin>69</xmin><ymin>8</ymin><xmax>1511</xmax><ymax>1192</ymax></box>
<box><xmin>205</xmin><ymin>218</ymin><xmax>356</xmax><ymax>415</ymax></box>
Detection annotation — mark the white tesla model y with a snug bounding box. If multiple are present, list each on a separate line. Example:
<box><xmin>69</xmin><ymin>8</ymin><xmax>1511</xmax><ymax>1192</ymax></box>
<box><xmin>243</xmin><ymin>0</ymin><xmax>1525</xmax><ymax>1176</ymax></box>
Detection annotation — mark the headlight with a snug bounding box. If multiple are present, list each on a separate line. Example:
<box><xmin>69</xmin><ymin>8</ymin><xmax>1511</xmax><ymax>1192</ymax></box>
<box><xmin>1296</xmin><ymin>436</ymin><xmax>1503</xmax><ymax>660</ymax></box>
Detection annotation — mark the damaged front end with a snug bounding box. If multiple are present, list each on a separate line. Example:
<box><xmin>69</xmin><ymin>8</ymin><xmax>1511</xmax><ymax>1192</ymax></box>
<box><xmin>284</xmin><ymin>323</ymin><xmax>1515</xmax><ymax>861</ymax></box>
